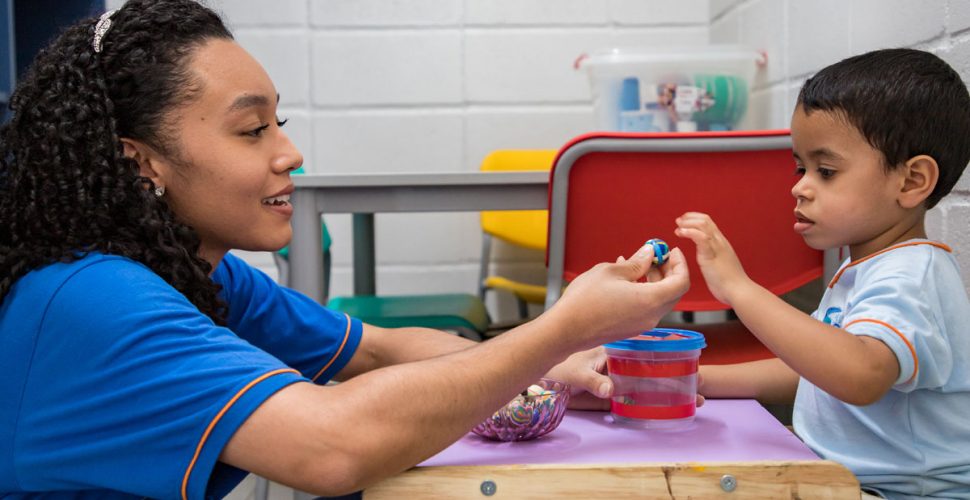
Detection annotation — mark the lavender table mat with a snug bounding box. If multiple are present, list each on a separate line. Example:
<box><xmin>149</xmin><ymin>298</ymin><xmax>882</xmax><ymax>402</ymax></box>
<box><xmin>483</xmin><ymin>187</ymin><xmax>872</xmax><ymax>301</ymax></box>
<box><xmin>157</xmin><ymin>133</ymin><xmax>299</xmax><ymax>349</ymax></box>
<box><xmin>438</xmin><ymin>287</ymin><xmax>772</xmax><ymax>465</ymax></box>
<box><xmin>421</xmin><ymin>399</ymin><xmax>817</xmax><ymax>467</ymax></box>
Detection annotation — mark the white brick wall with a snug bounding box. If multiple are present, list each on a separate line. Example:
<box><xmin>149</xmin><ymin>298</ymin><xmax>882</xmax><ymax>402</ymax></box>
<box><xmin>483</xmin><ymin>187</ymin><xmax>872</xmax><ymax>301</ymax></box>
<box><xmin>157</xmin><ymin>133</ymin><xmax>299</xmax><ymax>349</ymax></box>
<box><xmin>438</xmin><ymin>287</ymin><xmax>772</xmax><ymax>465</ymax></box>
<box><xmin>950</xmin><ymin>0</ymin><xmax>970</xmax><ymax>34</ymax></box>
<box><xmin>233</xmin><ymin>31</ymin><xmax>310</xmax><ymax>106</ymax></box>
<box><xmin>787</xmin><ymin>0</ymin><xmax>850</xmax><ymax>78</ymax></box>
<box><xmin>465</xmin><ymin>29</ymin><xmax>599</xmax><ymax>103</ymax></box>
<box><xmin>947</xmin><ymin>203</ymin><xmax>970</xmax><ymax>265</ymax></box>
<box><xmin>466</xmin><ymin>0</ymin><xmax>608</xmax><ymax>25</ymax></box>
<box><xmin>849</xmin><ymin>0</ymin><xmax>946</xmax><ymax>53</ymax></box>
<box><xmin>311</xmin><ymin>31</ymin><xmax>463</xmax><ymax>105</ymax></box>
<box><xmin>710</xmin><ymin>0</ymin><xmax>741</xmax><ymax>21</ymax></box>
<box><xmin>709</xmin><ymin>3</ymin><xmax>740</xmax><ymax>43</ymax></box>
<box><xmin>211</xmin><ymin>0</ymin><xmax>307</xmax><ymax>27</ymax></box>
<box><xmin>312</xmin><ymin>110</ymin><xmax>464</xmax><ymax>175</ymax></box>
<box><xmin>942</xmin><ymin>35</ymin><xmax>970</xmax><ymax>92</ymax></box>
<box><xmin>737</xmin><ymin>0</ymin><xmax>787</xmax><ymax>84</ymax></box>
<box><xmin>464</xmin><ymin>107</ymin><xmax>593</xmax><ymax>169</ymax></box>
<box><xmin>311</xmin><ymin>0</ymin><xmax>462</xmax><ymax>27</ymax></box>
<box><xmin>610</xmin><ymin>0</ymin><xmax>709</xmax><ymax>25</ymax></box>
<box><xmin>713</xmin><ymin>0</ymin><xmax>970</xmax><ymax>292</ymax></box>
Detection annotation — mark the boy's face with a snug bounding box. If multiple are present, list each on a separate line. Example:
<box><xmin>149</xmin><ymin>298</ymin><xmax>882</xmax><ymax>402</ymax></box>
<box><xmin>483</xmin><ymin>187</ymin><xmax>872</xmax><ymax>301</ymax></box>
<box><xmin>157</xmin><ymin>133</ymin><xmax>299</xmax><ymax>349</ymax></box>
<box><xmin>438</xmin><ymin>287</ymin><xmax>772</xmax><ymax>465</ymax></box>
<box><xmin>790</xmin><ymin>106</ymin><xmax>913</xmax><ymax>259</ymax></box>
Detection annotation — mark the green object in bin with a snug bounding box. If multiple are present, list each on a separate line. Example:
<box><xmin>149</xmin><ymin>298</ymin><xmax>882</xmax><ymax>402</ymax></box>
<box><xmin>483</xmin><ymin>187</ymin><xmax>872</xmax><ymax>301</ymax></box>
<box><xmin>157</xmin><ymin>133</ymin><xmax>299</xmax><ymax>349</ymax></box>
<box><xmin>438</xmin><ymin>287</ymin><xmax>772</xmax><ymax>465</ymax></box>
<box><xmin>693</xmin><ymin>74</ymin><xmax>749</xmax><ymax>129</ymax></box>
<box><xmin>328</xmin><ymin>294</ymin><xmax>489</xmax><ymax>340</ymax></box>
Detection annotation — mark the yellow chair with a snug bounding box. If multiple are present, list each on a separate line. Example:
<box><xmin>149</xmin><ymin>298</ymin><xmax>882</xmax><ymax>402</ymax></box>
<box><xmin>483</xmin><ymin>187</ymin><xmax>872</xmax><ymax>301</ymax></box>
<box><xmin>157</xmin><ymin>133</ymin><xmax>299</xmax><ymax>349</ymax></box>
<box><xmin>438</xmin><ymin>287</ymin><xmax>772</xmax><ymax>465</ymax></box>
<box><xmin>478</xmin><ymin>149</ymin><xmax>557</xmax><ymax>320</ymax></box>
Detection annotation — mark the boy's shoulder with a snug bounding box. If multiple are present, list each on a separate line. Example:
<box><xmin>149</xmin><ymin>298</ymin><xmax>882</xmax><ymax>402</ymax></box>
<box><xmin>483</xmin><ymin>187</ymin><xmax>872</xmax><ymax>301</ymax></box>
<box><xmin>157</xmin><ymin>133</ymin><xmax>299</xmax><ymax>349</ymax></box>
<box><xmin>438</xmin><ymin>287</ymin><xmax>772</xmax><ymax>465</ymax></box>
<box><xmin>837</xmin><ymin>240</ymin><xmax>970</xmax><ymax>323</ymax></box>
<box><xmin>836</xmin><ymin>240</ymin><xmax>956</xmax><ymax>287</ymax></box>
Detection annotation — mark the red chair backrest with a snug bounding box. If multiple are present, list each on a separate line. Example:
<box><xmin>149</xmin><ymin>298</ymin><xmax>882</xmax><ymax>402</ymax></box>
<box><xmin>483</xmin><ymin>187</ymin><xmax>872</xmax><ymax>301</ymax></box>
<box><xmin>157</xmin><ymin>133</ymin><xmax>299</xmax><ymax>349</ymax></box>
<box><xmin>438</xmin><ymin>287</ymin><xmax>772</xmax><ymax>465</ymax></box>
<box><xmin>546</xmin><ymin>131</ymin><xmax>822</xmax><ymax>311</ymax></box>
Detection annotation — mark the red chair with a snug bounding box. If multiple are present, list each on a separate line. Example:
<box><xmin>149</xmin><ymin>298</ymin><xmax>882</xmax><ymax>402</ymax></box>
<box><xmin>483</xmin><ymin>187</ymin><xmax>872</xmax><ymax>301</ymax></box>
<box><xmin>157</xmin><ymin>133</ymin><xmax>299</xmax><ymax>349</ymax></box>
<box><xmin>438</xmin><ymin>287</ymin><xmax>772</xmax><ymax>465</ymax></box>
<box><xmin>544</xmin><ymin>130</ymin><xmax>825</xmax><ymax>365</ymax></box>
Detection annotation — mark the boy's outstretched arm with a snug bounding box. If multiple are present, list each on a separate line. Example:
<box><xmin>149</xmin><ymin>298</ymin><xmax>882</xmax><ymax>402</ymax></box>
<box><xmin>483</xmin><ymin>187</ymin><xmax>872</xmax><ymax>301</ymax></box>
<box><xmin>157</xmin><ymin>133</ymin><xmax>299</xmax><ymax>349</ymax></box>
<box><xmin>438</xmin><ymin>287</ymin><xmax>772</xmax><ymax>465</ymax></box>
<box><xmin>700</xmin><ymin>358</ymin><xmax>800</xmax><ymax>404</ymax></box>
<box><xmin>675</xmin><ymin>212</ymin><xmax>899</xmax><ymax>406</ymax></box>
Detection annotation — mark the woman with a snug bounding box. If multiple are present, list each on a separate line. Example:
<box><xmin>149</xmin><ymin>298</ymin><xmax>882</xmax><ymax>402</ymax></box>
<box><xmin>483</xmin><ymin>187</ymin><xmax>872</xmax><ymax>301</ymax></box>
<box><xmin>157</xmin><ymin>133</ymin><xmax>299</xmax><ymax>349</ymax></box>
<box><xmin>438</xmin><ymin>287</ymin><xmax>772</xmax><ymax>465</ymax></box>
<box><xmin>0</xmin><ymin>1</ymin><xmax>689</xmax><ymax>497</ymax></box>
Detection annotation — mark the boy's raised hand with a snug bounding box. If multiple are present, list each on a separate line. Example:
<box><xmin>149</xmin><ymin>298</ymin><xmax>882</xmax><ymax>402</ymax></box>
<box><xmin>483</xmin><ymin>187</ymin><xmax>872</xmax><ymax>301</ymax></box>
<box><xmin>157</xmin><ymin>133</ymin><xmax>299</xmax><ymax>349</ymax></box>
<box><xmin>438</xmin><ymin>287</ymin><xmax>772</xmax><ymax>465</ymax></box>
<box><xmin>674</xmin><ymin>212</ymin><xmax>749</xmax><ymax>306</ymax></box>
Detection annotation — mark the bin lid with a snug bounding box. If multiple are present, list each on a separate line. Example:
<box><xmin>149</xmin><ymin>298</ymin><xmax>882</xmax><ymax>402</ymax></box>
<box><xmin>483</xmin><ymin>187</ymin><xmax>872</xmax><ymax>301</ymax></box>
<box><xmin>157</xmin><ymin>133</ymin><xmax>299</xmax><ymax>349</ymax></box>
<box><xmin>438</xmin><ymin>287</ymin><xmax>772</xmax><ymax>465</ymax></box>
<box><xmin>576</xmin><ymin>45</ymin><xmax>760</xmax><ymax>69</ymax></box>
<box><xmin>605</xmin><ymin>328</ymin><xmax>706</xmax><ymax>352</ymax></box>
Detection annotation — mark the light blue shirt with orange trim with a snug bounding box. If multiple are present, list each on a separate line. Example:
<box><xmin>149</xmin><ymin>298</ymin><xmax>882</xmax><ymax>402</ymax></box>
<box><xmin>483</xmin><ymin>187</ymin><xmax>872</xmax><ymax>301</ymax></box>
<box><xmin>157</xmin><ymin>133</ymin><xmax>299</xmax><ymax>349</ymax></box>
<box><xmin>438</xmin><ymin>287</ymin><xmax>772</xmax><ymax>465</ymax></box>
<box><xmin>794</xmin><ymin>240</ymin><xmax>970</xmax><ymax>499</ymax></box>
<box><xmin>0</xmin><ymin>253</ymin><xmax>362</xmax><ymax>499</ymax></box>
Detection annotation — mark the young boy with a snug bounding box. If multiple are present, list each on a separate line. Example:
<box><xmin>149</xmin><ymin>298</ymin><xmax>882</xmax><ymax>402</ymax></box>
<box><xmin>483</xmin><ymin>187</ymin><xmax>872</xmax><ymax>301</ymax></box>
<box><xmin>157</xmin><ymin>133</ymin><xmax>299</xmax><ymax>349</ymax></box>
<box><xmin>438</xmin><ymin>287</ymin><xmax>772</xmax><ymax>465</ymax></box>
<box><xmin>675</xmin><ymin>48</ymin><xmax>970</xmax><ymax>499</ymax></box>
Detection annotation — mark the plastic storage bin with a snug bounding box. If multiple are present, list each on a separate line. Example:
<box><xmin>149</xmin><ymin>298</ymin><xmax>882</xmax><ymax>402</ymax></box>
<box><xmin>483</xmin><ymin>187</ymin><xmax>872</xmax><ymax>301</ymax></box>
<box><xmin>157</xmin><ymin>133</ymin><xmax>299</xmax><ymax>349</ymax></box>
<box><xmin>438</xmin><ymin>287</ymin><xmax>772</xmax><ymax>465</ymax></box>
<box><xmin>577</xmin><ymin>46</ymin><xmax>761</xmax><ymax>132</ymax></box>
<box><xmin>605</xmin><ymin>328</ymin><xmax>706</xmax><ymax>430</ymax></box>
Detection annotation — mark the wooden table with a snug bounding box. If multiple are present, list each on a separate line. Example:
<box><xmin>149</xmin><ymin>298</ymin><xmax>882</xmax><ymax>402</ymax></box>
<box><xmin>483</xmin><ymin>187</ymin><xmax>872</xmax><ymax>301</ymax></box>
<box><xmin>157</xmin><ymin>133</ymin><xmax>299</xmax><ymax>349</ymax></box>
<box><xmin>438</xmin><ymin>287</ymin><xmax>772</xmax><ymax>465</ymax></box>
<box><xmin>364</xmin><ymin>400</ymin><xmax>860</xmax><ymax>499</ymax></box>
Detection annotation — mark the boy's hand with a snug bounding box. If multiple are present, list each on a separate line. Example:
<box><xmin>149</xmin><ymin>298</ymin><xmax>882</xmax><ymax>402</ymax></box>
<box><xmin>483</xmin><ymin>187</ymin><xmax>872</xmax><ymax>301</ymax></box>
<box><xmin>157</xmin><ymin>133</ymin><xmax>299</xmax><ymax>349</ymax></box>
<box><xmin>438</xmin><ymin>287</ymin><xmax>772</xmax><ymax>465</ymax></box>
<box><xmin>674</xmin><ymin>212</ymin><xmax>749</xmax><ymax>306</ymax></box>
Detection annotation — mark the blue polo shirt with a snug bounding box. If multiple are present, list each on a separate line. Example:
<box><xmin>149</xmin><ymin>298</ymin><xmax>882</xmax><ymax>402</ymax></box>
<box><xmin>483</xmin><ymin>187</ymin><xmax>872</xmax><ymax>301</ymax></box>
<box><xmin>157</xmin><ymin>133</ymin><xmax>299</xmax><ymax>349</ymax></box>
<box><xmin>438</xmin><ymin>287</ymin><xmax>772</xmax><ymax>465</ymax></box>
<box><xmin>0</xmin><ymin>253</ymin><xmax>362</xmax><ymax>499</ymax></box>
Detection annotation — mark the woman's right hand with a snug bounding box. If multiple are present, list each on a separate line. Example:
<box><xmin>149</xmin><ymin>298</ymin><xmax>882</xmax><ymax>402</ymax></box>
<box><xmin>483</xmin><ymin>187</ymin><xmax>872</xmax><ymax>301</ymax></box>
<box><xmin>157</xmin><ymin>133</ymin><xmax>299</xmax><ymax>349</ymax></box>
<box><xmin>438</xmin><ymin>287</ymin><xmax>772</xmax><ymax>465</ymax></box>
<box><xmin>546</xmin><ymin>244</ymin><xmax>690</xmax><ymax>351</ymax></box>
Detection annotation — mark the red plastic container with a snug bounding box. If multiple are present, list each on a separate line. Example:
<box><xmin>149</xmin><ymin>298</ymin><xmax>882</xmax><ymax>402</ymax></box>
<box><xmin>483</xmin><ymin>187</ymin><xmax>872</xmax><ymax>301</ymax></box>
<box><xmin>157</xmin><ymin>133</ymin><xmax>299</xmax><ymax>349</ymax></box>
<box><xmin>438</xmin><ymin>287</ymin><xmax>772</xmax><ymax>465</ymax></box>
<box><xmin>605</xmin><ymin>329</ymin><xmax>706</xmax><ymax>430</ymax></box>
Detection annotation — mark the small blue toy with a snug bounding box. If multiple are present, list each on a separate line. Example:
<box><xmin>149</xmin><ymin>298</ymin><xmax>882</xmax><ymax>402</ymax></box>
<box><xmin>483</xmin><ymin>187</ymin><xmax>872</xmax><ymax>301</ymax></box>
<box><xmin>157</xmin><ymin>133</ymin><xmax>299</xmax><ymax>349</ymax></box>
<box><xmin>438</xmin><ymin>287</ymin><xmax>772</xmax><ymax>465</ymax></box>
<box><xmin>645</xmin><ymin>238</ymin><xmax>670</xmax><ymax>266</ymax></box>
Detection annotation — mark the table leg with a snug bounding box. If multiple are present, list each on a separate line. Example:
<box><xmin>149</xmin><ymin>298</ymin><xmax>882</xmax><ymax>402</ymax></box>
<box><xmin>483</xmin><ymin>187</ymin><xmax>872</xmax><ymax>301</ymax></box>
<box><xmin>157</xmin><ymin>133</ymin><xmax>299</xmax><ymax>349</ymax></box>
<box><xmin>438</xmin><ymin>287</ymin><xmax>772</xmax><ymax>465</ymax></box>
<box><xmin>290</xmin><ymin>191</ymin><xmax>325</xmax><ymax>304</ymax></box>
<box><xmin>352</xmin><ymin>213</ymin><xmax>376</xmax><ymax>296</ymax></box>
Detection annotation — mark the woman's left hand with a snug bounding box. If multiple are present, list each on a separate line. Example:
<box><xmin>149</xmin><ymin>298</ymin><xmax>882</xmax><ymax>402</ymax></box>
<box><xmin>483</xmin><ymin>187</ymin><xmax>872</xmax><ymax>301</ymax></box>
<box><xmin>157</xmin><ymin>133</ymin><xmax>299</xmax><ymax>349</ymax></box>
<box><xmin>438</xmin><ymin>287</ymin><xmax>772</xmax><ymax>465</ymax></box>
<box><xmin>544</xmin><ymin>347</ymin><xmax>612</xmax><ymax>410</ymax></box>
<box><xmin>546</xmin><ymin>346</ymin><xmax>706</xmax><ymax>410</ymax></box>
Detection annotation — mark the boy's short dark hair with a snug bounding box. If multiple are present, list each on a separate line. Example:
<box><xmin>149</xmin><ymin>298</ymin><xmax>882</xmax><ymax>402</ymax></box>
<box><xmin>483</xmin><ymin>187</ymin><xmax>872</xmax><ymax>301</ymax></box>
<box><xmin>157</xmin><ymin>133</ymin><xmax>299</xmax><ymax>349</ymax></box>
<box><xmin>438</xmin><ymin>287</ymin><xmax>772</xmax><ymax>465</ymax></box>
<box><xmin>797</xmin><ymin>48</ymin><xmax>970</xmax><ymax>209</ymax></box>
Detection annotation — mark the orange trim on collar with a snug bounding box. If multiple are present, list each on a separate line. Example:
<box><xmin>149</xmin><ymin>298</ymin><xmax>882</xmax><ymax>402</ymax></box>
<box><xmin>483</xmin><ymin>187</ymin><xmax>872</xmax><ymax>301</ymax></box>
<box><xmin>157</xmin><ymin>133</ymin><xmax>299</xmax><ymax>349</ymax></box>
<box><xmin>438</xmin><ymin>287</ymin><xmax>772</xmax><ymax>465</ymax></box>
<box><xmin>312</xmin><ymin>313</ymin><xmax>353</xmax><ymax>383</ymax></box>
<box><xmin>844</xmin><ymin>318</ymin><xmax>918</xmax><ymax>384</ymax></box>
<box><xmin>828</xmin><ymin>241</ymin><xmax>952</xmax><ymax>288</ymax></box>
<box><xmin>181</xmin><ymin>368</ymin><xmax>300</xmax><ymax>500</ymax></box>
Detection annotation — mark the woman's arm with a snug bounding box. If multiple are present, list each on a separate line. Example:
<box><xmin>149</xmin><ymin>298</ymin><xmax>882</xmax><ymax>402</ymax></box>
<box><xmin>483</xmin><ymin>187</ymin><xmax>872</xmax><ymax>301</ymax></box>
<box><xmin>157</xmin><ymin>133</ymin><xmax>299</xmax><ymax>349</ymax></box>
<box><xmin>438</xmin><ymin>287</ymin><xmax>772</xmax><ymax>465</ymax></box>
<box><xmin>224</xmin><ymin>314</ymin><xmax>572</xmax><ymax>495</ymax></box>
<box><xmin>699</xmin><ymin>357</ymin><xmax>800</xmax><ymax>404</ymax></box>
<box><xmin>336</xmin><ymin>326</ymin><xmax>617</xmax><ymax>410</ymax></box>
<box><xmin>221</xmin><ymin>246</ymin><xmax>690</xmax><ymax>496</ymax></box>
<box><xmin>333</xmin><ymin>325</ymin><xmax>476</xmax><ymax>381</ymax></box>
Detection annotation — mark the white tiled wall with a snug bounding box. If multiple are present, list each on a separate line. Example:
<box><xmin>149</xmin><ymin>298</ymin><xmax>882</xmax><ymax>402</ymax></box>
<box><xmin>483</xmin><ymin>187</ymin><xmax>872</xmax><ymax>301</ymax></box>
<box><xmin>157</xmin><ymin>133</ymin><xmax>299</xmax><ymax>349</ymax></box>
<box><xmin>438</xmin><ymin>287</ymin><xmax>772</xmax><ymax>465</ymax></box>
<box><xmin>951</xmin><ymin>0</ymin><xmax>970</xmax><ymax>33</ymax></box>
<box><xmin>312</xmin><ymin>0</ymin><xmax>462</xmax><ymax>27</ymax></box>
<box><xmin>312</xmin><ymin>31</ymin><xmax>463</xmax><ymax>105</ymax></box>
<box><xmin>849</xmin><ymin>0</ymin><xmax>946</xmax><ymax>53</ymax></box>
<box><xmin>712</xmin><ymin>0</ymin><xmax>970</xmax><ymax>291</ymax></box>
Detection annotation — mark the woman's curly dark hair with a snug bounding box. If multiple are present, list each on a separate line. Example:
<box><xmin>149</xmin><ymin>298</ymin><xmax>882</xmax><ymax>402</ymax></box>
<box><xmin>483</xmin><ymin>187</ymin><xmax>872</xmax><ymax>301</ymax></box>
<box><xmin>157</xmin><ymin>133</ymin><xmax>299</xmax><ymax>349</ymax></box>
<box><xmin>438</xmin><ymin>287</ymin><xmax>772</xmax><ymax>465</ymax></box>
<box><xmin>0</xmin><ymin>0</ymin><xmax>234</xmax><ymax>323</ymax></box>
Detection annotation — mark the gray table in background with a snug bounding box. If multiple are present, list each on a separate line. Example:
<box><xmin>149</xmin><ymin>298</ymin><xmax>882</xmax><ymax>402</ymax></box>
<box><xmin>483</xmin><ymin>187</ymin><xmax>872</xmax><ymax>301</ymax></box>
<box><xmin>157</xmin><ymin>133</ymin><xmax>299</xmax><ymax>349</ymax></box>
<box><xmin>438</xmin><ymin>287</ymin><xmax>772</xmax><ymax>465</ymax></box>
<box><xmin>289</xmin><ymin>171</ymin><xmax>549</xmax><ymax>304</ymax></box>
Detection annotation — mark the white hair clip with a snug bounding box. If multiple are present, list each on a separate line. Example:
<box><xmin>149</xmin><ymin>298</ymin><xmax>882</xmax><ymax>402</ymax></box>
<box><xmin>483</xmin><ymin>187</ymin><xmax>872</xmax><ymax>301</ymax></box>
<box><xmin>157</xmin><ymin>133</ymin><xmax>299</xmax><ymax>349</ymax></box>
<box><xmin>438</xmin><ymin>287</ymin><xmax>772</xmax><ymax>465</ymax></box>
<box><xmin>92</xmin><ymin>10</ymin><xmax>118</xmax><ymax>54</ymax></box>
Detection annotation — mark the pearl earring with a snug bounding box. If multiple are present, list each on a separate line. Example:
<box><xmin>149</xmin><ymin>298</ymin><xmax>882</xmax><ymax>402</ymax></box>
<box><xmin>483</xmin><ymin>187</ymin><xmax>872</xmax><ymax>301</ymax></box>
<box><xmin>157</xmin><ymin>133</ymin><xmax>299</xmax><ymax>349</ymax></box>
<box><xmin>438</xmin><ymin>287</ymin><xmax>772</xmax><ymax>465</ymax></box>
<box><xmin>154</xmin><ymin>186</ymin><xmax>165</xmax><ymax>197</ymax></box>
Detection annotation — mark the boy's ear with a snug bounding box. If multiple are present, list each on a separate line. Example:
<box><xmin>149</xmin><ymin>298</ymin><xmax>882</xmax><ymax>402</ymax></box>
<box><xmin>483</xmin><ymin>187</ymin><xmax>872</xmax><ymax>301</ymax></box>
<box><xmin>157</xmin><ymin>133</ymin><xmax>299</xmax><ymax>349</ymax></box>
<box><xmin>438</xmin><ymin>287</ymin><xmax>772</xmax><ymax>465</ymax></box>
<box><xmin>898</xmin><ymin>155</ymin><xmax>939</xmax><ymax>209</ymax></box>
<box><xmin>120</xmin><ymin>138</ymin><xmax>166</xmax><ymax>187</ymax></box>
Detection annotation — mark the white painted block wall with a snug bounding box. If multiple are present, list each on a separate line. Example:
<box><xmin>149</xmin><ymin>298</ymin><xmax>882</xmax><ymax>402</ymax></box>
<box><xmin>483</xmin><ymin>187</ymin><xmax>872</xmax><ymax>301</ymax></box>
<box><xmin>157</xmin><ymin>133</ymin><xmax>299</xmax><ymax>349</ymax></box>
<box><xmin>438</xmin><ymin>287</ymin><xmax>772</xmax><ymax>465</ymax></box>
<box><xmin>712</xmin><ymin>0</ymin><xmax>970</xmax><ymax>293</ymax></box>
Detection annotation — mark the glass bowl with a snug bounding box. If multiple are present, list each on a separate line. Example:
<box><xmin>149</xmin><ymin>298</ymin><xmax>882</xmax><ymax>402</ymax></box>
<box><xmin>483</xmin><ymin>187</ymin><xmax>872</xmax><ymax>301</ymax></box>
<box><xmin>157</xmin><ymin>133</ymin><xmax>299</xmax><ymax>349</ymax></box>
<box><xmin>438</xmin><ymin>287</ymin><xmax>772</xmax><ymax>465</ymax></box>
<box><xmin>472</xmin><ymin>378</ymin><xmax>570</xmax><ymax>442</ymax></box>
